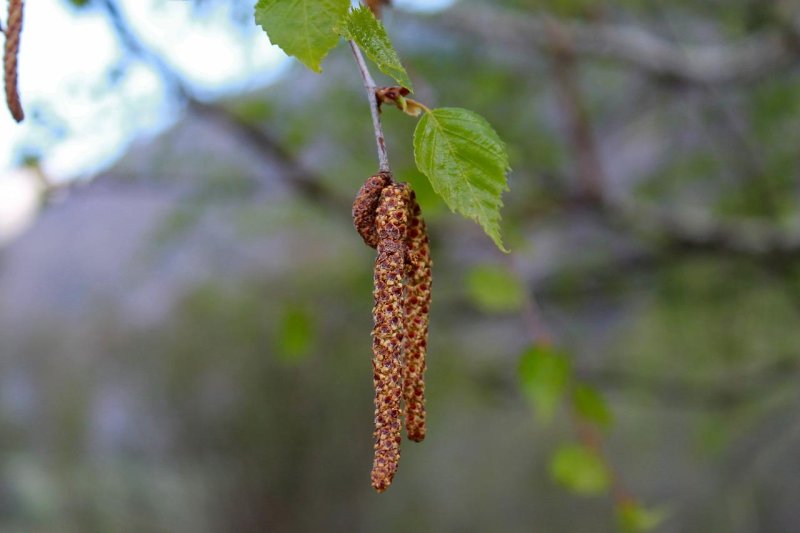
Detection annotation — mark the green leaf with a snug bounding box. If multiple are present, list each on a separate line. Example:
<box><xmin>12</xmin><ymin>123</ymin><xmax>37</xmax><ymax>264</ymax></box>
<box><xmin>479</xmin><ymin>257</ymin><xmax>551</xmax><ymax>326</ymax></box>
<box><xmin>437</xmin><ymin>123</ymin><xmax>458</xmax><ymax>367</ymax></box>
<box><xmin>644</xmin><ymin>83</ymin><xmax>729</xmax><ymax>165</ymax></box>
<box><xmin>466</xmin><ymin>264</ymin><xmax>524</xmax><ymax>313</ymax></box>
<box><xmin>519</xmin><ymin>346</ymin><xmax>571</xmax><ymax>423</ymax></box>
<box><xmin>414</xmin><ymin>107</ymin><xmax>510</xmax><ymax>252</ymax></box>
<box><xmin>618</xmin><ymin>502</ymin><xmax>670</xmax><ymax>532</ymax></box>
<box><xmin>573</xmin><ymin>384</ymin><xmax>613</xmax><ymax>429</ymax></box>
<box><xmin>340</xmin><ymin>6</ymin><xmax>413</xmax><ymax>91</ymax></box>
<box><xmin>549</xmin><ymin>444</ymin><xmax>611</xmax><ymax>495</ymax></box>
<box><xmin>254</xmin><ymin>0</ymin><xmax>349</xmax><ymax>73</ymax></box>
<box><xmin>277</xmin><ymin>306</ymin><xmax>315</xmax><ymax>362</ymax></box>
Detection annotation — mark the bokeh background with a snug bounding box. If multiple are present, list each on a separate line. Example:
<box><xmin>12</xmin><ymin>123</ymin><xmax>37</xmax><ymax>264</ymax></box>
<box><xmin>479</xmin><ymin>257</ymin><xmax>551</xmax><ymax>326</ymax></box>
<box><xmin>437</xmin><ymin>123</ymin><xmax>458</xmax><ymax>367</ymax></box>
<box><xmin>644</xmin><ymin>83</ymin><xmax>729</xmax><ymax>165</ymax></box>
<box><xmin>2</xmin><ymin>0</ymin><xmax>800</xmax><ymax>531</ymax></box>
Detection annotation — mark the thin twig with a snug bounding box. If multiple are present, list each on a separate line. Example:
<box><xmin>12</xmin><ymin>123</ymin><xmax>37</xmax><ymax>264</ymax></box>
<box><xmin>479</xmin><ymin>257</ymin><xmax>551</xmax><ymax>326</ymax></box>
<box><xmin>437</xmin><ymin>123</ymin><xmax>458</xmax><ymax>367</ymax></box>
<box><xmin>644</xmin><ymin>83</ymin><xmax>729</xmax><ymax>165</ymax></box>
<box><xmin>507</xmin><ymin>255</ymin><xmax>554</xmax><ymax>346</ymax></box>
<box><xmin>349</xmin><ymin>41</ymin><xmax>391</xmax><ymax>174</ymax></box>
<box><xmin>508</xmin><ymin>256</ymin><xmax>635</xmax><ymax>508</ymax></box>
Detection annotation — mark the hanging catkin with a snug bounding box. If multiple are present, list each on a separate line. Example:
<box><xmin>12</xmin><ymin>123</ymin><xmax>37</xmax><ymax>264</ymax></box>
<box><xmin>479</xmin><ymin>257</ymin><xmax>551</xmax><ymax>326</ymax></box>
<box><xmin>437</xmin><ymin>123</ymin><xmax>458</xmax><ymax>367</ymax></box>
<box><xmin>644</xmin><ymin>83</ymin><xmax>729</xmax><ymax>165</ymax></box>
<box><xmin>403</xmin><ymin>190</ymin><xmax>431</xmax><ymax>442</ymax></box>
<box><xmin>354</xmin><ymin>173</ymin><xmax>433</xmax><ymax>492</ymax></box>
<box><xmin>370</xmin><ymin>183</ymin><xmax>410</xmax><ymax>492</ymax></box>
<box><xmin>4</xmin><ymin>0</ymin><xmax>24</xmax><ymax>122</ymax></box>
<box><xmin>353</xmin><ymin>172</ymin><xmax>390</xmax><ymax>249</ymax></box>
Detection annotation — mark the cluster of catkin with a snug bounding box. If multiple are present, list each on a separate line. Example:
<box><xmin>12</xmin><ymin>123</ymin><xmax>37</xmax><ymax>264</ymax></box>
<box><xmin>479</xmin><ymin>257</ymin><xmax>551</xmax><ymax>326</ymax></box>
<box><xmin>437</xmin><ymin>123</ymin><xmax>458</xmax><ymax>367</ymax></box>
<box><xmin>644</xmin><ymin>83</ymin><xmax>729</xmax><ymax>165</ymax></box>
<box><xmin>3</xmin><ymin>0</ymin><xmax>24</xmax><ymax>122</ymax></box>
<box><xmin>353</xmin><ymin>172</ymin><xmax>432</xmax><ymax>493</ymax></box>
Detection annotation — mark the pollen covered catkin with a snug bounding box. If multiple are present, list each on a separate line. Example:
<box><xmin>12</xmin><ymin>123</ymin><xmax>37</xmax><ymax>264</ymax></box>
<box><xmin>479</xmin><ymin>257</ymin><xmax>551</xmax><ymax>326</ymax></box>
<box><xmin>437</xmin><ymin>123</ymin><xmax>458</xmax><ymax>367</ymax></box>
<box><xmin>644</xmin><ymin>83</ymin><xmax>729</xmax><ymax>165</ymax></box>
<box><xmin>403</xmin><ymin>191</ymin><xmax>431</xmax><ymax>442</ymax></box>
<box><xmin>4</xmin><ymin>0</ymin><xmax>24</xmax><ymax>122</ymax></box>
<box><xmin>353</xmin><ymin>172</ymin><xmax>390</xmax><ymax>249</ymax></box>
<box><xmin>370</xmin><ymin>183</ymin><xmax>410</xmax><ymax>493</ymax></box>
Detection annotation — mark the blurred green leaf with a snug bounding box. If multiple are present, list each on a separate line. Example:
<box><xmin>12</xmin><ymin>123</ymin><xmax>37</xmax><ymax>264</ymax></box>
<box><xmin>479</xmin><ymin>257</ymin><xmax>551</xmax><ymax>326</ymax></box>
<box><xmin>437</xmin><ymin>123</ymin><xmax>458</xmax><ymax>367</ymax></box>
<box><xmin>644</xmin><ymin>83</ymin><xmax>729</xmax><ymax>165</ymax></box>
<box><xmin>277</xmin><ymin>306</ymin><xmax>315</xmax><ymax>362</ymax></box>
<box><xmin>573</xmin><ymin>384</ymin><xmax>613</xmax><ymax>429</ymax></box>
<box><xmin>466</xmin><ymin>264</ymin><xmax>524</xmax><ymax>313</ymax></box>
<box><xmin>617</xmin><ymin>501</ymin><xmax>669</xmax><ymax>532</ymax></box>
<box><xmin>751</xmin><ymin>78</ymin><xmax>800</xmax><ymax>139</ymax></box>
<box><xmin>414</xmin><ymin>107</ymin><xmax>510</xmax><ymax>252</ymax></box>
<box><xmin>519</xmin><ymin>345</ymin><xmax>571</xmax><ymax>423</ymax></box>
<box><xmin>549</xmin><ymin>444</ymin><xmax>610</xmax><ymax>495</ymax></box>
<box><xmin>339</xmin><ymin>6</ymin><xmax>413</xmax><ymax>91</ymax></box>
<box><xmin>254</xmin><ymin>0</ymin><xmax>349</xmax><ymax>72</ymax></box>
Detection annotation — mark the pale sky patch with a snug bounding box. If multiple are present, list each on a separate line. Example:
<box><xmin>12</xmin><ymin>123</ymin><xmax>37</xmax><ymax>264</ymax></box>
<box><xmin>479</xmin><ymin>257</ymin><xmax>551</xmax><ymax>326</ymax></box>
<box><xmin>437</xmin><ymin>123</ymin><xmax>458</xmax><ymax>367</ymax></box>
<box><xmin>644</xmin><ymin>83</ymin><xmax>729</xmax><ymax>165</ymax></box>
<box><xmin>0</xmin><ymin>0</ymin><xmax>455</xmax><ymax>243</ymax></box>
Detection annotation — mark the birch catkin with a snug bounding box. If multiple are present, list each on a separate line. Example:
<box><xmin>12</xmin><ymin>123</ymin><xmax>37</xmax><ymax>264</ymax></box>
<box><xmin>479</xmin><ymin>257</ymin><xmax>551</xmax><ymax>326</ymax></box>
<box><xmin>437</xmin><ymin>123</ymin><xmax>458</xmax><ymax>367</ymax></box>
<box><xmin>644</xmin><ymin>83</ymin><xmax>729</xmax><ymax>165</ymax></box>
<box><xmin>403</xmin><ymin>190</ymin><xmax>431</xmax><ymax>442</ymax></box>
<box><xmin>353</xmin><ymin>172</ymin><xmax>390</xmax><ymax>249</ymax></box>
<box><xmin>4</xmin><ymin>0</ymin><xmax>24</xmax><ymax>123</ymax></box>
<box><xmin>354</xmin><ymin>173</ymin><xmax>432</xmax><ymax>491</ymax></box>
<box><xmin>370</xmin><ymin>183</ymin><xmax>410</xmax><ymax>492</ymax></box>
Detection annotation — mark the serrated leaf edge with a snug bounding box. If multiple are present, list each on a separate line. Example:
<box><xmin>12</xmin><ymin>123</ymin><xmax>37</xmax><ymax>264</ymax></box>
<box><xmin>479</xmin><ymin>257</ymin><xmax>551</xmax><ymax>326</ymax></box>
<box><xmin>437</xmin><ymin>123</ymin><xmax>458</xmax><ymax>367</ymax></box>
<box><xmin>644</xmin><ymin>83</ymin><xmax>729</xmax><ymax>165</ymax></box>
<box><xmin>414</xmin><ymin>108</ymin><xmax>510</xmax><ymax>252</ymax></box>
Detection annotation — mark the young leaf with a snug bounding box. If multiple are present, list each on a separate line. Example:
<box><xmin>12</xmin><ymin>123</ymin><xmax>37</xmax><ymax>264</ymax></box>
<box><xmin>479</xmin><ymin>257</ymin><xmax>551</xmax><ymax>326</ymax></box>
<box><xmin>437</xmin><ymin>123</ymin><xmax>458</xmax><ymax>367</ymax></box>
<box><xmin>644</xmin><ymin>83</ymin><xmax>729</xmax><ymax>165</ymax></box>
<box><xmin>466</xmin><ymin>264</ymin><xmax>523</xmax><ymax>313</ymax></box>
<box><xmin>277</xmin><ymin>305</ymin><xmax>315</xmax><ymax>362</ymax></box>
<box><xmin>254</xmin><ymin>0</ymin><xmax>349</xmax><ymax>73</ymax></box>
<box><xmin>549</xmin><ymin>444</ymin><xmax>611</xmax><ymax>495</ymax></box>
<box><xmin>413</xmin><ymin>108</ymin><xmax>510</xmax><ymax>252</ymax></box>
<box><xmin>617</xmin><ymin>502</ymin><xmax>670</xmax><ymax>532</ymax></box>
<box><xmin>573</xmin><ymin>384</ymin><xmax>613</xmax><ymax>429</ymax></box>
<box><xmin>340</xmin><ymin>6</ymin><xmax>414</xmax><ymax>91</ymax></box>
<box><xmin>518</xmin><ymin>345</ymin><xmax>571</xmax><ymax>424</ymax></box>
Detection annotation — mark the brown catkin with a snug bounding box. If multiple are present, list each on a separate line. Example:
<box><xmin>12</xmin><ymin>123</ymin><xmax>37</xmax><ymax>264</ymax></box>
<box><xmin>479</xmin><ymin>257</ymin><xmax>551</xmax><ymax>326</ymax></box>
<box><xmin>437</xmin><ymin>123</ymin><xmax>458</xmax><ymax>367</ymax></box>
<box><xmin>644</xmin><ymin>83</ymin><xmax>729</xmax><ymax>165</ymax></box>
<box><xmin>353</xmin><ymin>172</ymin><xmax>390</xmax><ymax>249</ymax></box>
<box><xmin>403</xmin><ymin>190</ymin><xmax>431</xmax><ymax>442</ymax></box>
<box><xmin>4</xmin><ymin>0</ymin><xmax>24</xmax><ymax>123</ymax></box>
<box><xmin>370</xmin><ymin>183</ymin><xmax>409</xmax><ymax>493</ymax></box>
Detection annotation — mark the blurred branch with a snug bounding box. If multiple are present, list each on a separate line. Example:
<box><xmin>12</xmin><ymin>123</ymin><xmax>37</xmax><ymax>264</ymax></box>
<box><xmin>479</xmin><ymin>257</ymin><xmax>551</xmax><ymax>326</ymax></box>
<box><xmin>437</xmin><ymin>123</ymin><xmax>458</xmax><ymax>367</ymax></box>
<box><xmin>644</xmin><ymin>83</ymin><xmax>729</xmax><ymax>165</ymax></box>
<box><xmin>438</xmin><ymin>5</ymin><xmax>797</xmax><ymax>85</ymax></box>
<box><xmin>189</xmin><ymin>101</ymin><xmax>349</xmax><ymax>212</ymax></box>
<box><xmin>646</xmin><ymin>2</ymin><xmax>779</xmax><ymax>217</ymax></box>
<box><xmin>97</xmin><ymin>0</ymin><xmax>347</xmax><ymax>213</ymax></box>
<box><xmin>98</xmin><ymin>0</ymin><xmax>190</xmax><ymax>99</ymax></box>
<box><xmin>605</xmin><ymin>196</ymin><xmax>800</xmax><ymax>257</ymax></box>
<box><xmin>545</xmin><ymin>18</ymin><xmax>605</xmax><ymax>203</ymax></box>
<box><xmin>507</xmin><ymin>254</ymin><xmax>554</xmax><ymax>347</ymax></box>
<box><xmin>438</xmin><ymin>5</ymin><xmax>800</xmax><ymax>257</ymax></box>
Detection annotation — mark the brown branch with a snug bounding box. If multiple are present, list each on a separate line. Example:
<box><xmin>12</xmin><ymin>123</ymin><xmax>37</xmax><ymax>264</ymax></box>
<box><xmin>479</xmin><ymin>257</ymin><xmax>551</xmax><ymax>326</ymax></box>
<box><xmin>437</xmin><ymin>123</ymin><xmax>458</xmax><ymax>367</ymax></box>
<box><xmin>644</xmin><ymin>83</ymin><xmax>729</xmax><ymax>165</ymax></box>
<box><xmin>544</xmin><ymin>18</ymin><xmax>605</xmax><ymax>204</ymax></box>
<box><xmin>189</xmin><ymin>101</ymin><xmax>347</xmax><ymax>213</ymax></box>
<box><xmin>349</xmin><ymin>41</ymin><xmax>391</xmax><ymax>174</ymax></box>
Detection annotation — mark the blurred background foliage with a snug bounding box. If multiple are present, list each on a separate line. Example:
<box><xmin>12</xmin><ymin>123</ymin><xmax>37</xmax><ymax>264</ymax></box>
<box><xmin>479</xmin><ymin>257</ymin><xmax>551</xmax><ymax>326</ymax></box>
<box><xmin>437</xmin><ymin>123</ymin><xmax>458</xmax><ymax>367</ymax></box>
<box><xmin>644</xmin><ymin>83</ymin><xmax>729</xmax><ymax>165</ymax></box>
<box><xmin>2</xmin><ymin>0</ymin><xmax>800</xmax><ymax>531</ymax></box>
